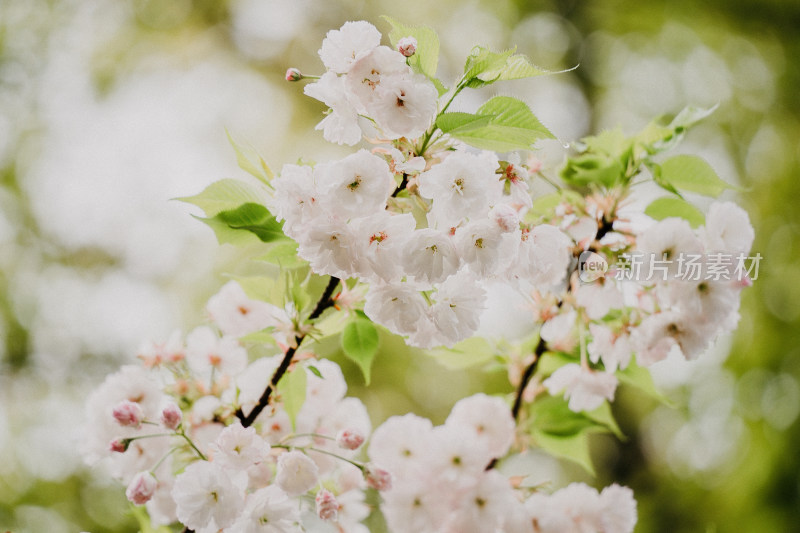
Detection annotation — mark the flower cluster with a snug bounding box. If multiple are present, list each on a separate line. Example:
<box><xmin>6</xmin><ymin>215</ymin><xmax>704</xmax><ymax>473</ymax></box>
<box><xmin>84</xmin><ymin>283</ymin><xmax>374</xmax><ymax>531</ymax></box>
<box><xmin>539</xmin><ymin>199</ymin><xmax>754</xmax><ymax>412</ymax></box>
<box><xmin>304</xmin><ymin>21</ymin><xmax>438</xmax><ymax>145</ymax></box>
<box><xmin>368</xmin><ymin>394</ymin><xmax>636</xmax><ymax>533</ymax></box>
<box><xmin>273</xmin><ymin>21</ymin><xmax>572</xmax><ymax>349</ymax></box>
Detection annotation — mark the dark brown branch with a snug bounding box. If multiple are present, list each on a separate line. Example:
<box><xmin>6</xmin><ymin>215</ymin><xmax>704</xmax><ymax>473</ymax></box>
<box><xmin>236</xmin><ymin>276</ymin><xmax>340</xmax><ymax>428</ymax></box>
<box><xmin>486</xmin><ymin>336</ymin><xmax>548</xmax><ymax>471</ymax></box>
<box><xmin>391</xmin><ymin>173</ymin><xmax>408</xmax><ymax>197</ymax></box>
<box><xmin>511</xmin><ymin>336</ymin><xmax>547</xmax><ymax>421</ymax></box>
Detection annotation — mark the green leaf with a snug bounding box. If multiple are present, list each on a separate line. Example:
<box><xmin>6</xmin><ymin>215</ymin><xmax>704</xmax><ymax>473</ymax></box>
<box><xmin>211</xmin><ymin>203</ymin><xmax>287</xmax><ymax>243</ymax></box>
<box><xmin>477</xmin><ymin>96</ymin><xmax>554</xmax><ymax>139</ymax></box>
<box><xmin>447</xmin><ymin>96</ymin><xmax>554</xmax><ymax>152</ymax></box>
<box><xmin>239</xmin><ymin>328</ymin><xmax>279</xmax><ymax>347</ymax></box>
<box><xmin>645</xmin><ymin>197</ymin><xmax>705</xmax><ymax>228</ymax></box>
<box><xmin>435</xmin><ymin>112</ymin><xmax>492</xmax><ymax>134</ymax></box>
<box><xmin>463</xmin><ymin>46</ymin><xmax>564</xmax><ymax>88</ymax></box>
<box><xmin>307</xmin><ymin>365</ymin><xmax>323</xmax><ymax>379</ymax></box>
<box><xmin>227</xmin><ymin>130</ymin><xmax>274</xmax><ymax>185</ymax></box>
<box><xmin>532</xmin><ymin>430</ymin><xmax>595</xmax><ymax>476</ymax></box>
<box><xmin>561</xmin><ymin>153</ymin><xmax>625</xmax><ymax>187</ymax></box>
<box><xmin>617</xmin><ymin>358</ymin><xmax>672</xmax><ymax>405</ymax></box>
<box><xmin>194</xmin><ymin>214</ymin><xmax>264</xmax><ymax>246</ymax></box>
<box><xmin>429</xmin><ymin>337</ymin><xmax>495</xmax><ymax>370</ymax></box>
<box><xmin>228</xmin><ymin>275</ymin><xmax>281</xmax><ymax>303</ymax></box>
<box><xmin>382</xmin><ymin>16</ymin><xmax>439</xmax><ymax>79</ymax></box>
<box><xmin>479</xmin><ymin>52</ymin><xmax>554</xmax><ymax>82</ymax></box>
<box><xmin>529</xmin><ymin>193</ymin><xmax>562</xmax><ymax>217</ymax></box>
<box><xmin>659</xmin><ymin>155</ymin><xmax>732</xmax><ymax>197</ymax></box>
<box><xmin>647</xmin><ymin>162</ymin><xmax>684</xmax><ymax>198</ymax></box>
<box><xmin>585</xmin><ymin>402</ymin><xmax>625</xmax><ymax>439</ymax></box>
<box><xmin>312</xmin><ymin>309</ymin><xmax>350</xmax><ymax>340</ymax></box>
<box><xmin>669</xmin><ymin>104</ymin><xmax>718</xmax><ymax>131</ymax></box>
<box><xmin>277</xmin><ymin>366</ymin><xmax>307</xmax><ymax>431</ymax></box>
<box><xmin>341</xmin><ymin>318</ymin><xmax>380</xmax><ymax>384</ymax></box>
<box><xmin>256</xmin><ymin>241</ymin><xmax>307</xmax><ymax>269</ymax></box>
<box><xmin>531</xmin><ymin>350</ymin><xmax>576</xmax><ymax>377</ymax></box>
<box><xmin>463</xmin><ymin>46</ymin><xmax>514</xmax><ymax>86</ymax></box>
<box><xmin>177</xmin><ymin>178</ymin><xmax>270</xmax><ymax>217</ymax></box>
<box><xmin>528</xmin><ymin>395</ymin><xmax>597</xmax><ymax>436</ymax></box>
<box><xmin>581</xmin><ymin>127</ymin><xmax>630</xmax><ymax>156</ymax></box>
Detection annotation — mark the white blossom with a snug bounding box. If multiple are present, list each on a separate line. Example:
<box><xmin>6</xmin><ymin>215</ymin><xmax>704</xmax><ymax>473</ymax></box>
<box><xmin>230</xmin><ymin>485</ymin><xmax>301</xmax><ymax>533</ymax></box>
<box><xmin>544</xmin><ymin>364</ymin><xmax>618</xmax><ymax>412</ymax></box>
<box><xmin>206</xmin><ymin>281</ymin><xmax>278</xmax><ymax>337</ymax></box>
<box><xmin>514</xmin><ymin>224</ymin><xmax>572</xmax><ymax>287</ymax></box>
<box><xmin>304</xmin><ymin>72</ymin><xmax>363</xmax><ymax>146</ymax></box>
<box><xmin>445</xmin><ymin>393</ymin><xmax>515</xmax><ymax>458</ymax></box>
<box><xmin>185</xmin><ymin>326</ymin><xmax>248</xmax><ymax>378</ymax></box>
<box><xmin>212</xmin><ymin>421</ymin><xmax>270</xmax><ymax>470</ymax></box>
<box><xmin>319</xmin><ymin>21</ymin><xmax>382</xmax><ymax>74</ymax></box>
<box><xmin>369</xmin><ymin>72</ymin><xmax>438</xmax><ymax>140</ymax></box>
<box><xmin>418</xmin><ymin>151</ymin><xmax>502</xmax><ymax>227</ymax></box>
<box><xmin>172</xmin><ymin>461</ymin><xmax>244</xmax><ymax>531</ymax></box>
<box><xmin>352</xmin><ymin>212</ymin><xmax>417</xmax><ymax>281</ymax></box>
<box><xmin>402</xmin><ymin>228</ymin><xmax>461</xmax><ymax>284</ymax></box>
<box><xmin>345</xmin><ymin>45</ymin><xmax>409</xmax><ymax>111</ymax></box>
<box><xmin>588</xmin><ymin>324</ymin><xmax>633</xmax><ymax>372</ymax></box>
<box><xmin>316</xmin><ymin>149</ymin><xmax>395</xmax><ymax>218</ymax></box>
<box><xmin>700</xmin><ymin>201</ymin><xmax>754</xmax><ymax>254</ymax></box>
<box><xmin>364</xmin><ymin>282</ymin><xmax>430</xmax><ymax>338</ymax></box>
<box><xmin>276</xmin><ymin>451</ymin><xmax>319</xmax><ymax>496</ymax></box>
<box><xmin>430</xmin><ymin>272</ymin><xmax>487</xmax><ymax>346</ymax></box>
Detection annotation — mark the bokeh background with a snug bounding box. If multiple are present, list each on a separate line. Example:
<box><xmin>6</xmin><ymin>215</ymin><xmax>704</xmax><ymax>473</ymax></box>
<box><xmin>1</xmin><ymin>0</ymin><xmax>798</xmax><ymax>531</ymax></box>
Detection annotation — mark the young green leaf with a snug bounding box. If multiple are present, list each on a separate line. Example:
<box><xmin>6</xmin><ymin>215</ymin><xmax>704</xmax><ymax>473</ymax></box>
<box><xmin>477</xmin><ymin>96</ymin><xmax>554</xmax><ymax>139</ymax></box>
<box><xmin>212</xmin><ymin>203</ymin><xmax>287</xmax><ymax>243</ymax></box>
<box><xmin>307</xmin><ymin>365</ymin><xmax>324</xmax><ymax>379</ymax></box>
<box><xmin>659</xmin><ymin>155</ymin><xmax>732</xmax><ymax>197</ymax></box>
<box><xmin>645</xmin><ymin>197</ymin><xmax>705</xmax><ymax>228</ymax></box>
<box><xmin>341</xmin><ymin>318</ymin><xmax>380</xmax><ymax>384</ymax></box>
<box><xmin>226</xmin><ymin>130</ymin><xmax>274</xmax><ymax>185</ymax></box>
<box><xmin>463</xmin><ymin>46</ymin><xmax>514</xmax><ymax>86</ymax></box>
<box><xmin>531</xmin><ymin>430</ymin><xmax>595</xmax><ymax>476</ymax></box>
<box><xmin>177</xmin><ymin>178</ymin><xmax>270</xmax><ymax>217</ymax></box>
<box><xmin>528</xmin><ymin>395</ymin><xmax>598</xmax><ymax>436</ymax></box>
<box><xmin>238</xmin><ymin>328</ymin><xmax>279</xmax><ymax>347</ymax></box>
<box><xmin>617</xmin><ymin>358</ymin><xmax>673</xmax><ymax>406</ymax></box>
<box><xmin>194</xmin><ymin>215</ymin><xmax>264</xmax><ymax>246</ymax></box>
<box><xmin>256</xmin><ymin>241</ymin><xmax>308</xmax><ymax>269</ymax></box>
<box><xmin>277</xmin><ymin>366</ymin><xmax>307</xmax><ymax>431</ymax></box>
<box><xmin>446</xmin><ymin>96</ymin><xmax>554</xmax><ymax>152</ymax></box>
<box><xmin>435</xmin><ymin>112</ymin><xmax>493</xmax><ymax>134</ymax></box>
<box><xmin>429</xmin><ymin>337</ymin><xmax>495</xmax><ymax>370</ymax></box>
<box><xmin>478</xmin><ymin>52</ymin><xmax>553</xmax><ymax>82</ymax></box>
<box><xmin>585</xmin><ymin>402</ymin><xmax>625</xmax><ymax>439</ymax></box>
<box><xmin>382</xmin><ymin>16</ymin><xmax>440</xmax><ymax>80</ymax></box>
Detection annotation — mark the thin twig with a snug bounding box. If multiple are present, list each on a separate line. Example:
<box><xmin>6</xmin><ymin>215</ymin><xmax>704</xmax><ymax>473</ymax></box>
<box><xmin>237</xmin><ymin>276</ymin><xmax>340</xmax><ymax>428</ymax></box>
<box><xmin>511</xmin><ymin>337</ymin><xmax>547</xmax><ymax>421</ymax></box>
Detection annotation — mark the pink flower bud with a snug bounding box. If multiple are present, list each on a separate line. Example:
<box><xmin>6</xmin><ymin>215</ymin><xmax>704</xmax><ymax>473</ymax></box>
<box><xmin>315</xmin><ymin>489</ymin><xmax>339</xmax><ymax>521</ymax></box>
<box><xmin>285</xmin><ymin>68</ymin><xmax>303</xmax><ymax>81</ymax></box>
<box><xmin>160</xmin><ymin>403</ymin><xmax>182</xmax><ymax>430</ymax></box>
<box><xmin>112</xmin><ymin>400</ymin><xmax>144</xmax><ymax>428</ymax></box>
<box><xmin>336</xmin><ymin>428</ymin><xmax>365</xmax><ymax>450</ymax></box>
<box><xmin>109</xmin><ymin>438</ymin><xmax>130</xmax><ymax>453</ymax></box>
<box><xmin>126</xmin><ymin>471</ymin><xmax>158</xmax><ymax>505</ymax></box>
<box><xmin>364</xmin><ymin>464</ymin><xmax>392</xmax><ymax>491</ymax></box>
<box><xmin>397</xmin><ymin>36</ymin><xmax>417</xmax><ymax>57</ymax></box>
